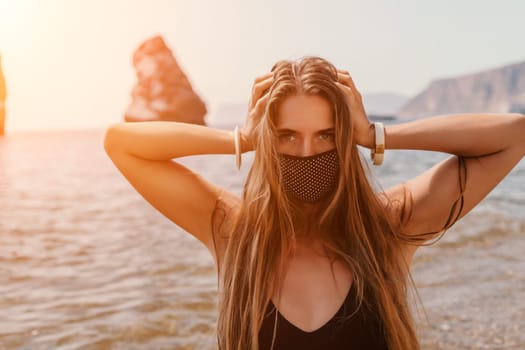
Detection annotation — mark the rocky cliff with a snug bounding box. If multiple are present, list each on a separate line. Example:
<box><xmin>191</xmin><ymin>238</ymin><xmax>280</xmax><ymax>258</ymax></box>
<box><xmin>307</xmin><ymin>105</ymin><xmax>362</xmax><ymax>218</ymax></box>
<box><xmin>124</xmin><ymin>35</ymin><xmax>207</xmax><ymax>124</ymax></box>
<box><xmin>398</xmin><ymin>60</ymin><xmax>525</xmax><ymax>119</ymax></box>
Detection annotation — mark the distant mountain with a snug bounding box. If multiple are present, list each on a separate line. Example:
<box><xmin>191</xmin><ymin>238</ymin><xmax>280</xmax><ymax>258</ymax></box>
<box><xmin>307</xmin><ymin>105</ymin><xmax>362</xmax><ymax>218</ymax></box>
<box><xmin>398</xmin><ymin>60</ymin><xmax>525</xmax><ymax>119</ymax></box>
<box><xmin>362</xmin><ymin>92</ymin><xmax>409</xmax><ymax>116</ymax></box>
<box><xmin>211</xmin><ymin>92</ymin><xmax>409</xmax><ymax>126</ymax></box>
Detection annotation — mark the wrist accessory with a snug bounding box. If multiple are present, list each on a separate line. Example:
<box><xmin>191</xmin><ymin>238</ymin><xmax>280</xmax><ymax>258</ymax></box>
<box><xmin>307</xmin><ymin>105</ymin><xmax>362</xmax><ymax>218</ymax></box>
<box><xmin>371</xmin><ymin>122</ymin><xmax>385</xmax><ymax>165</ymax></box>
<box><xmin>233</xmin><ymin>126</ymin><xmax>242</xmax><ymax>170</ymax></box>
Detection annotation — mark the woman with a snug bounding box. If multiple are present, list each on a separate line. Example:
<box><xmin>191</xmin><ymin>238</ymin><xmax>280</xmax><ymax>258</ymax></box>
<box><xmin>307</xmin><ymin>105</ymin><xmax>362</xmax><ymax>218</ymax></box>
<box><xmin>104</xmin><ymin>56</ymin><xmax>525</xmax><ymax>350</ymax></box>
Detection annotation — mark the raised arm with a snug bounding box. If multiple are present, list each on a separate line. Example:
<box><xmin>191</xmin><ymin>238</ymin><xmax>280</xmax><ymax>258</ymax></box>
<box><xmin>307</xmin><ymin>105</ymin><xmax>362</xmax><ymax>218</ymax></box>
<box><xmin>335</xmin><ymin>71</ymin><xmax>525</xmax><ymax>255</ymax></box>
<box><xmin>104</xmin><ymin>121</ymin><xmax>236</xmax><ymax>254</ymax></box>
<box><xmin>103</xmin><ymin>71</ymin><xmax>274</xmax><ymax>261</ymax></box>
<box><xmin>384</xmin><ymin>113</ymin><xmax>525</xmax><ymax>244</ymax></box>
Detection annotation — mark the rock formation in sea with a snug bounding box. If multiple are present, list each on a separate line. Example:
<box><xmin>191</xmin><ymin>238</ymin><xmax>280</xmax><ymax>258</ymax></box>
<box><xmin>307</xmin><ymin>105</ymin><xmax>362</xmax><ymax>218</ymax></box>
<box><xmin>124</xmin><ymin>35</ymin><xmax>207</xmax><ymax>124</ymax></box>
<box><xmin>398</xmin><ymin>59</ymin><xmax>525</xmax><ymax>119</ymax></box>
<box><xmin>0</xmin><ymin>54</ymin><xmax>6</xmax><ymax>136</ymax></box>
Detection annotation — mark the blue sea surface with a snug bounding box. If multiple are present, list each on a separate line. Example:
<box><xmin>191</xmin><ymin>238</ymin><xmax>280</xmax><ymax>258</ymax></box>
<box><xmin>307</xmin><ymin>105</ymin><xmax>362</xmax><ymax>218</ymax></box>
<box><xmin>0</xmin><ymin>124</ymin><xmax>523</xmax><ymax>349</ymax></box>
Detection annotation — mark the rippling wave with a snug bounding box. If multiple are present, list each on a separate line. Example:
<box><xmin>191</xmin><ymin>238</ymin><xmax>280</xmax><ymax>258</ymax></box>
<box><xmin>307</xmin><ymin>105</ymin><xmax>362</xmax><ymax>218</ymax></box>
<box><xmin>0</xmin><ymin>128</ymin><xmax>523</xmax><ymax>349</ymax></box>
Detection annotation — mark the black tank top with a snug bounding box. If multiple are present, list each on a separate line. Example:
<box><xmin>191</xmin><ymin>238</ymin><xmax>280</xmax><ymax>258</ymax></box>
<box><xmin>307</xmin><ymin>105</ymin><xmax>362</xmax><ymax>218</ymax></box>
<box><xmin>258</xmin><ymin>283</ymin><xmax>389</xmax><ymax>350</ymax></box>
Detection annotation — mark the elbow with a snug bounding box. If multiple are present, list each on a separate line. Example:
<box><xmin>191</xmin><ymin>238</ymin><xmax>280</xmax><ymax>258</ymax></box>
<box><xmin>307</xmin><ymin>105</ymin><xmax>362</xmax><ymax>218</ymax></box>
<box><xmin>103</xmin><ymin>123</ymin><xmax>126</xmax><ymax>155</ymax></box>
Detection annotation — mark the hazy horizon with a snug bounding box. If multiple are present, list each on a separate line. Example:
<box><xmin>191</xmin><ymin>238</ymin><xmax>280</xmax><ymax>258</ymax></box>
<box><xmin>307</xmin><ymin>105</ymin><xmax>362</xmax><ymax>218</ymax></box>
<box><xmin>1</xmin><ymin>0</ymin><xmax>524</xmax><ymax>132</ymax></box>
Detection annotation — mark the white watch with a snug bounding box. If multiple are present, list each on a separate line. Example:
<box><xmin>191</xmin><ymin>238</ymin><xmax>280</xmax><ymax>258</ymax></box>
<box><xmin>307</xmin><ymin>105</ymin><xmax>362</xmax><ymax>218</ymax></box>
<box><xmin>371</xmin><ymin>122</ymin><xmax>385</xmax><ymax>166</ymax></box>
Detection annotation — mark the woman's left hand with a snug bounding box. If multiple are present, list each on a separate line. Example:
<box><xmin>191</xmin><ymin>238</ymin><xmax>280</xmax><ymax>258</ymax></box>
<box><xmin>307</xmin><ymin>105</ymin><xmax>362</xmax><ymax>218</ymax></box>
<box><xmin>335</xmin><ymin>70</ymin><xmax>374</xmax><ymax>149</ymax></box>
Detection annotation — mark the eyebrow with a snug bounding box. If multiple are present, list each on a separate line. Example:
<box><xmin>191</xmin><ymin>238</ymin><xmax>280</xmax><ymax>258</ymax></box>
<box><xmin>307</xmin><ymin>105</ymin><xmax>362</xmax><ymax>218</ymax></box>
<box><xmin>276</xmin><ymin>128</ymin><xmax>335</xmax><ymax>134</ymax></box>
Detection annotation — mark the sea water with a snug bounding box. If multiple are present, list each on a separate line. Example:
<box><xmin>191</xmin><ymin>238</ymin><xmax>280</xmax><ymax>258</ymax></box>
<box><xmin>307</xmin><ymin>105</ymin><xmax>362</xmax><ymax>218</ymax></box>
<box><xmin>0</xmin><ymin>124</ymin><xmax>523</xmax><ymax>349</ymax></box>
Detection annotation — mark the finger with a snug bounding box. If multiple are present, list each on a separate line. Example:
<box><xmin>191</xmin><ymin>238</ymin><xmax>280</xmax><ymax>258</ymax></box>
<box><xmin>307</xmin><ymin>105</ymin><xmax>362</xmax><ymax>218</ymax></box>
<box><xmin>256</xmin><ymin>75</ymin><xmax>274</xmax><ymax>91</ymax></box>
<box><xmin>336</xmin><ymin>75</ymin><xmax>361</xmax><ymax>99</ymax></box>
<box><xmin>336</xmin><ymin>69</ymin><xmax>354</xmax><ymax>79</ymax></box>
<box><xmin>249</xmin><ymin>91</ymin><xmax>271</xmax><ymax>125</ymax></box>
<box><xmin>250</xmin><ymin>77</ymin><xmax>273</xmax><ymax>109</ymax></box>
<box><xmin>337</xmin><ymin>71</ymin><xmax>353</xmax><ymax>82</ymax></box>
<box><xmin>337</xmin><ymin>70</ymin><xmax>352</xmax><ymax>82</ymax></box>
<box><xmin>335</xmin><ymin>81</ymin><xmax>359</xmax><ymax>103</ymax></box>
<box><xmin>253</xmin><ymin>71</ymin><xmax>275</xmax><ymax>84</ymax></box>
<box><xmin>250</xmin><ymin>75</ymin><xmax>274</xmax><ymax>108</ymax></box>
<box><xmin>335</xmin><ymin>81</ymin><xmax>349</xmax><ymax>90</ymax></box>
<box><xmin>336</xmin><ymin>74</ymin><xmax>353</xmax><ymax>89</ymax></box>
<box><xmin>254</xmin><ymin>90</ymin><xmax>271</xmax><ymax>114</ymax></box>
<box><xmin>335</xmin><ymin>81</ymin><xmax>352</xmax><ymax>93</ymax></box>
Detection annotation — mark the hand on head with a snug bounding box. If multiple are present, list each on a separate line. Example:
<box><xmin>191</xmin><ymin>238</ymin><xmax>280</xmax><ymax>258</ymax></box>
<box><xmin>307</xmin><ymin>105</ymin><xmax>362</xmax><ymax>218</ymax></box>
<box><xmin>240</xmin><ymin>67</ymin><xmax>374</xmax><ymax>152</ymax></box>
<box><xmin>335</xmin><ymin>70</ymin><xmax>374</xmax><ymax>148</ymax></box>
<box><xmin>240</xmin><ymin>72</ymin><xmax>274</xmax><ymax>151</ymax></box>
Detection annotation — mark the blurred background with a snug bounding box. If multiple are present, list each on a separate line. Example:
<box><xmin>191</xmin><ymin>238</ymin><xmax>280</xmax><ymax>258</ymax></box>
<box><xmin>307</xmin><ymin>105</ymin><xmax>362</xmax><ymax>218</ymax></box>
<box><xmin>0</xmin><ymin>0</ymin><xmax>524</xmax><ymax>349</ymax></box>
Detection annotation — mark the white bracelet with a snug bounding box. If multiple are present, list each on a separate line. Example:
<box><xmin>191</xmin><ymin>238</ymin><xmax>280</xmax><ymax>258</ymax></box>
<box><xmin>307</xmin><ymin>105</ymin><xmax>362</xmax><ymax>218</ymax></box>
<box><xmin>233</xmin><ymin>126</ymin><xmax>242</xmax><ymax>170</ymax></box>
<box><xmin>371</xmin><ymin>122</ymin><xmax>385</xmax><ymax>166</ymax></box>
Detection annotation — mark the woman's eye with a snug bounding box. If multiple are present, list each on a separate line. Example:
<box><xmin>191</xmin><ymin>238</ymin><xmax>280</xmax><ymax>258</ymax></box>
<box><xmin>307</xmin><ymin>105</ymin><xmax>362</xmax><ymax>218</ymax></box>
<box><xmin>319</xmin><ymin>133</ymin><xmax>334</xmax><ymax>141</ymax></box>
<box><xmin>279</xmin><ymin>134</ymin><xmax>296</xmax><ymax>142</ymax></box>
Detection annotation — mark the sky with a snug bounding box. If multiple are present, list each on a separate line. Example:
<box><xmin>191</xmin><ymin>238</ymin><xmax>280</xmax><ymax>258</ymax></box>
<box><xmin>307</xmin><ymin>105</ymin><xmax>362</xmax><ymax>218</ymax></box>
<box><xmin>0</xmin><ymin>0</ymin><xmax>524</xmax><ymax>132</ymax></box>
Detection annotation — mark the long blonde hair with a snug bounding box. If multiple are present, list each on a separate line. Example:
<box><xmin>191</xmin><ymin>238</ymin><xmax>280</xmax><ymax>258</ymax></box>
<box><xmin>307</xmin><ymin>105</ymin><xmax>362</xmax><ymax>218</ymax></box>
<box><xmin>214</xmin><ymin>56</ymin><xmax>466</xmax><ymax>350</ymax></box>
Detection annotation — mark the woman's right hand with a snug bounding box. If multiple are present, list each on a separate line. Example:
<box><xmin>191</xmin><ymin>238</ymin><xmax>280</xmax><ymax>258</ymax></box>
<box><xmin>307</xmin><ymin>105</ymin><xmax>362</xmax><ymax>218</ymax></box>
<box><xmin>240</xmin><ymin>71</ymin><xmax>274</xmax><ymax>152</ymax></box>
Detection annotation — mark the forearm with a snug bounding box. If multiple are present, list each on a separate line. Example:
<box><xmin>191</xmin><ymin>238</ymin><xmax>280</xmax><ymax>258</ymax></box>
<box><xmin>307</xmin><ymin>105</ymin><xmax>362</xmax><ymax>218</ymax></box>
<box><xmin>104</xmin><ymin>121</ymin><xmax>235</xmax><ymax>160</ymax></box>
<box><xmin>384</xmin><ymin>113</ymin><xmax>525</xmax><ymax>157</ymax></box>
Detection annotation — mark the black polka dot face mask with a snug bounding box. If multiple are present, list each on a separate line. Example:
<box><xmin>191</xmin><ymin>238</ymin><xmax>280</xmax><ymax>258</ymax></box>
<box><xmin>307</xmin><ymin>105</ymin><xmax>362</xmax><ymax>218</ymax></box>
<box><xmin>277</xmin><ymin>149</ymin><xmax>340</xmax><ymax>202</ymax></box>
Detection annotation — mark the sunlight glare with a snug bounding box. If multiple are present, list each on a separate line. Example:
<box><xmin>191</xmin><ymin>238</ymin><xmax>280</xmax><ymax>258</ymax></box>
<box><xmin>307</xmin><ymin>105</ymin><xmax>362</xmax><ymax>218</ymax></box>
<box><xmin>0</xmin><ymin>0</ymin><xmax>38</xmax><ymax>45</ymax></box>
